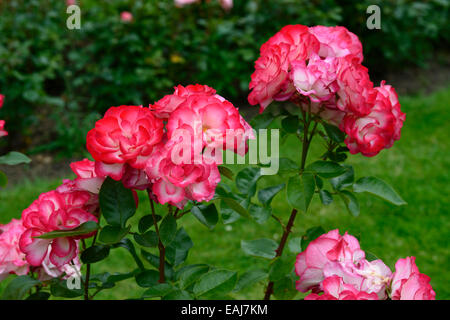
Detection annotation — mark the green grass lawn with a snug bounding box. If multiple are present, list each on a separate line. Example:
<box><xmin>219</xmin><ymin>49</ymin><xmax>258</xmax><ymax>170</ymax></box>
<box><xmin>0</xmin><ymin>86</ymin><xmax>449</xmax><ymax>300</ymax></box>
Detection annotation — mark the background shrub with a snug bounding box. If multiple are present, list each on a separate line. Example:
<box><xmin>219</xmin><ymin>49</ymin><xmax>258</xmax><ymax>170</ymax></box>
<box><xmin>0</xmin><ymin>0</ymin><xmax>448</xmax><ymax>156</ymax></box>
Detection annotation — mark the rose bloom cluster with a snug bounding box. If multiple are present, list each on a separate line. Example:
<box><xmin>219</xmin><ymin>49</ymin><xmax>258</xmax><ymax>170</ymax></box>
<box><xmin>87</xmin><ymin>84</ymin><xmax>252</xmax><ymax>208</ymax></box>
<box><xmin>0</xmin><ymin>84</ymin><xmax>251</xmax><ymax>281</ymax></box>
<box><xmin>295</xmin><ymin>229</ymin><xmax>435</xmax><ymax>300</ymax></box>
<box><xmin>248</xmin><ymin>25</ymin><xmax>406</xmax><ymax>157</ymax></box>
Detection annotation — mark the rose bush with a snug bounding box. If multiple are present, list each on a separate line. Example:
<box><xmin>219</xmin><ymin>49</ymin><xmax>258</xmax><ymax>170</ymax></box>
<box><xmin>0</xmin><ymin>25</ymin><xmax>434</xmax><ymax>301</ymax></box>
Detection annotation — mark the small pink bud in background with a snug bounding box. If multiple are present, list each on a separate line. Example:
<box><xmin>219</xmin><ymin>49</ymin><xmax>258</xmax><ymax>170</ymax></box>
<box><xmin>66</xmin><ymin>0</ymin><xmax>76</xmax><ymax>6</ymax></box>
<box><xmin>175</xmin><ymin>0</ymin><xmax>200</xmax><ymax>7</ymax></box>
<box><xmin>219</xmin><ymin>0</ymin><xmax>233</xmax><ymax>11</ymax></box>
<box><xmin>120</xmin><ymin>11</ymin><xmax>133</xmax><ymax>23</ymax></box>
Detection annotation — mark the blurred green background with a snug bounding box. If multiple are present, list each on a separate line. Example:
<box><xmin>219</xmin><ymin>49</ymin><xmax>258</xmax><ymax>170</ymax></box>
<box><xmin>0</xmin><ymin>0</ymin><xmax>449</xmax><ymax>299</ymax></box>
<box><xmin>0</xmin><ymin>0</ymin><xmax>448</xmax><ymax>155</ymax></box>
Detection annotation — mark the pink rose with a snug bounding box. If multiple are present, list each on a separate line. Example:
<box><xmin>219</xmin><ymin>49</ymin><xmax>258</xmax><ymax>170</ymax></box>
<box><xmin>36</xmin><ymin>247</ymin><xmax>81</xmax><ymax>281</ymax></box>
<box><xmin>19</xmin><ymin>190</ymin><xmax>98</xmax><ymax>267</ymax></box>
<box><xmin>295</xmin><ymin>229</ymin><xmax>365</xmax><ymax>293</ymax></box>
<box><xmin>57</xmin><ymin>159</ymin><xmax>105</xmax><ymax>195</ymax></box>
<box><xmin>248</xmin><ymin>43</ymin><xmax>291</xmax><ymax>111</ymax></box>
<box><xmin>167</xmin><ymin>93</ymin><xmax>253</xmax><ymax>157</ymax></box>
<box><xmin>323</xmin><ymin>258</ymin><xmax>391</xmax><ymax>299</ymax></box>
<box><xmin>219</xmin><ymin>0</ymin><xmax>233</xmax><ymax>11</ymax></box>
<box><xmin>0</xmin><ymin>120</ymin><xmax>7</xmax><ymax>138</ymax></box>
<box><xmin>341</xmin><ymin>82</ymin><xmax>405</xmax><ymax>157</ymax></box>
<box><xmin>150</xmin><ymin>84</ymin><xmax>217</xmax><ymax>119</ymax></box>
<box><xmin>336</xmin><ymin>55</ymin><xmax>375</xmax><ymax>116</ymax></box>
<box><xmin>305</xmin><ymin>276</ymin><xmax>378</xmax><ymax>300</ymax></box>
<box><xmin>248</xmin><ymin>25</ymin><xmax>320</xmax><ymax>111</ymax></box>
<box><xmin>86</xmin><ymin>105</ymin><xmax>164</xmax><ymax>178</ymax></box>
<box><xmin>145</xmin><ymin>138</ymin><xmax>221</xmax><ymax>208</ymax></box>
<box><xmin>260</xmin><ymin>25</ymin><xmax>320</xmax><ymax>63</ymax></box>
<box><xmin>120</xmin><ymin>11</ymin><xmax>133</xmax><ymax>23</ymax></box>
<box><xmin>0</xmin><ymin>219</ymin><xmax>29</xmax><ymax>280</ymax></box>
<box><xmin>291</xmin><ymin>54</ymin><xmax>339</xmax><ymax>103</ymax></box>
<box><xmin>309</xmin><ymin>26</ymin><xmax>363</xmax><ymax>63</ymax></box>
<box><xmin>391</xmin><ymin>257</ymin><xmax>435</xmax><ymax>300</ymax></box>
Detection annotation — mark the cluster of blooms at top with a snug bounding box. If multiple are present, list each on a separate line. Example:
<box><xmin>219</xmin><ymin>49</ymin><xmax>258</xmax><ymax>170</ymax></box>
<box><xmin>248</xmin><ymin>25</ymin><xmax>405</xmax><ymax>157</ymax></box>
<box><xmin>0</xmin><ymin>84</ymin><xmax>253</xmax><ymax>274</ymax></box>
<box><xmin>296</xmin><ymin>230</ymin><xmax>435</xmax><ymax>300</ymax></box>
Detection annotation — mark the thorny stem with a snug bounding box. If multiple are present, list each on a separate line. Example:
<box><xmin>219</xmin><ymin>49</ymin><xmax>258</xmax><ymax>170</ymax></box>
<box><xmin>147</xmin><ymin>189</ymin><xmax>165</xmax><ymax>283</ymax></box>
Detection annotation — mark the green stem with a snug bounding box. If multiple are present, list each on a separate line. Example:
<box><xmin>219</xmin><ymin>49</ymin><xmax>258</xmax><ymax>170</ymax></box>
<box><xmin>263</xmin><ymin>113</ymin><xmax>317</xmax><ymax>300</ymax></box>
<box><xmin>147</xmin><ymin>189</ymin><xmax>165</xmax><ymax>283</ymax></box>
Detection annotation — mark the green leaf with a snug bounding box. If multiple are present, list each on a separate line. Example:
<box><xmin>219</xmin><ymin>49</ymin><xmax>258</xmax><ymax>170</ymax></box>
<box><xmin>250</xmin><ymin>112</ymin><xmax>274</xmax><ymax>130</ymax></box>
<box><xmin>138</xmin><ymin>214</ymin><xmax>160</xmax><ymax>233</ymax></box>
<box><xmin>81</xmin><ymin>245</ymin><xmax>110</xmax><ymax>264</ymax></box>
<box><xmin>99</xmin><ymin>177</ymin><xmax>136</xmax><ymax>227</ymax></box>
<box><xmin>278</xmin><ymin>158</ymin><xmax>300</xmax><ymax>174</ymax></box>
<box><xmin>165</xmin><ymin>228</ymin><xmax>194</xmax><ymax>266</ymax></box>
<box><xmin>288</xmin><ymin>237</ymin><xmax>302</xmax><ymax>254</ymax></box>
<box><xmin>113</xmin><ymin>239</ymin><xmax>145</xmax><ymax>271</ymax></box>
<box><xmin>135</xmin><ymin>270</ymin><xmax>159</xmax><ymax>288</ymax></box>
<box><xmin>159</xmin><ymin>214</ymin><xmax>177</xmax><ymax>247</ymax></box>
<box><xmin>2</xmin><ymin>276</ymin><xmax>40</xmax><ymax>300</ymax></box>
<box><xmin>98</xmin><ymin>225</ymin><xmax>129</xmax><ymax>245</ymax></box>
<box><xmin>191</xmin><ymin>204</ymin><xmax>219</xmax><ymax>230</ymax></box>
<box><xmin>26</xmin><ymin>292</ymin><xmax>50</xmax><ymax>300</ymax></box>
<box><xmin>142</xmin><ymin>283</ymin><xmax>175</xmax><ymax>299</ymax></box>
<box><xmin>91</xmin><ymin>270</ymin><xmax>139</xmax><ymax>288</ymax></box>
<box><xmin>319</xmin><ymin>190</ymin><xmax>333</xmax><ymax>205</ymax></box>
<box><xmin>0</xmin><ymin>170</ymin><xmax>7</xmax><ymax>188</ymax></box>
<box><xmin>306</xmin><ymin>160</ymin><xmax>346</xmax><ymax>178</ymax></box>
<box><xmin>330</xmin><ymin>165</ymin><xmax>354</xmax><ymax>190</ymax></box>
<box><xmin>221</xmin><ymin>197</ymin><xmax>251</xmax><ymax>218</ymax></box>
<box><xmin>301</xmin><ymin>226</ymin><xmax>326</xmax><ymax>251</ymax></box>
<box><xmin>36</xmin><ymin>221</ymin><xmax>98</xmax><ymax>239</ymax></box>
<box><xmin>163</xmin><ymin>289</ymin><xmax>194</xmax><ymax>300</ymax></box>
<box><xmin>50</xmin><ymin>279</ymin><xmax>83</xmax><ymax>298</ymax></box>
<box><xmin>220</xmin><ymin>200</ymin><xmax>241</xmax><ymax>224</ymax></box>
<box><xmin>236</xmin><ymin>167</ymin><xmax>261</xmax><ymax>196</ymax></box>
<box><xmin>340</xmin><ymin>190</ymin><xmax>360</xmax><ymax>217</ymax></box>
<box><xmin>353</xmin><ymin>176</ymin><xmax>407</xmax><ymax>205</ymax></box>
<box><xmin>281</xmin><ymin>116</ymin><xmax>299</xmax><ymax>133</ymax></box>
<box><xmin>287</xmin><ymin>173</ymin><xmax>315</xmax><ymax>212</ymax></box>
<box><xmin>193</xmin><ymin>270</ymin><xmax>237</xmax><ymax>297</ymax></box>
<box><xmin>218</xmin><ymin>166</ymin><xmax>233</xmax><ymax>180</ymax></box>
<box><xmin>365</xmin><ymin>251</ymin><xmax>379</xmax><ymax>261</ymax></box>
<box><xmin>315</xmin><ymin>175</ymin><xmax>324</xmax><ymax>189</ymax></box>
<box><xmin>258</xmin><ymin>184</ymin><xmax>285</xmax><ymax>206</ymax></box>
<box><xmin>233</xmin><ymin>269</ymin><xmax>268</xmax><ymax>293</ymax></box>
<box><xmin>241</xmin><ymin>238</ymin><xmax>278</xmax><ymax>259</ymax></box>
<box><xmin>269</xmin><ymin>257</ymin><xmax>294</xmax><ymax>282</ymax></box>
<box><xmin>0</xmin><ymin>151</ymin><xmax>31</xmax><ymax>165</ymax></box>
<box><xmin>141</xmin><ymin>250</ymin><xmax>175</xmax><ymax>280</ymax></box>
<box><xmin>323</xmin><ymin>123</ymin><xmax>346</xmax><ymax>143</ymax></box>
<box><xmin>273</xmin><ymin>275</ymin><xmax>297</xmax><ymax>300</ymax></box>
<box><xmin>177</xmin><ymin>264</ymin><xmax>210</xmax><ymax>289</ymax></box>
<box><xmin>134</xmin><ymin>231</ymin><xmax>159</xmax><ymax>248</ymax></box>
<box><xmin>249</xmin><ymin>205</ymin><xmax>271</xmax><ymax>225</ymax></box>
